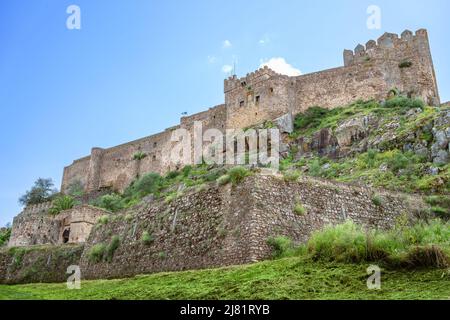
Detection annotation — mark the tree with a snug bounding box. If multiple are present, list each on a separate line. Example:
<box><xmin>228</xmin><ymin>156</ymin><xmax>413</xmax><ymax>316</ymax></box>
<box><xmin>19</xmin><ymin>178</ymin><xmax>58</xmax><ymax>206</ymax></box>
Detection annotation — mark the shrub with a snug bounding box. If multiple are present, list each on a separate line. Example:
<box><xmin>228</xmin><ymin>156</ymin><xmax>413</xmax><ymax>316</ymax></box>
<box><xmin>105</xmin><ymin>236</ymin><xmax>120</xmax><ymax>262</ymax></box>
<box><xmin>388</xmin><ymin>152</ymin><xmax>410</xmax><ymax>172</ymax></box>
<box><xmin>165</xmin><ymin>170</ymin><xmax>180</xmax><ymax>180</ymax></box>
<box><xmin>48</xmin><ymin>195</ymin><xmax>76</xmax><ymax>215</ymax></box>
<box><xmin>403</xmin><ymin>245</ymin><xmax>449</xmax><ymax>268</ymax></box>
<box><xmin>227</xmin><ymin>166</ymin><xmax>250</xmax><ymax>185</ymax></box>
<box><xmin>384</xmin><ymin>96</ymin><xmax>424</xmax><ymax>110</ymax></box>
<box><xmin>366</xmin><ymin>149</ymin><xmax>378</xmax><ymax>168</ymax></box>
<box><xmin>217</xmin><ymin>174</ymin><xmax>230</xmax><ymax>186</ymax></box>
<box><xmin>0</xmin><ymin>228</ymin><xmax>11</xmax><ymax>247</ymax></box>
<box><xmin>182</xmin><ymin>165</ymin><xmax>193</xmax><ymax>177</ymax></box>
<box><xmin>308</xmin><ymin>160</ymin><xmax>322</xmax><ymax>177</ymax></box>
<box><xmin>307</xmin><ymin>221</ymin><xmax>369</xmax><ymax>263</ymax></box>
<box><xmin>306</xmin><ymin>220</ymin><xmax>450</xmax><ymax>267</ymax></box>
<box><xmin>294</xmin><ymin>106</ymin><xmax>329</xmax><ymax>131</ymax></box>
<box><xmin>294</xmin><ymin>202</ymin><xmax>306</xmax><ymax>215</ymax></box>
<box><xmin>267</xmin><ymin>236</ymin><xmax>295</xmax><ymax>259</ymax></box>
<box><xmin>97</xmin><ymin>215</ymin><xmax>110</xmax><ymax>225</ymax></box>
<box><xmin>141</xmin><ymin>231</ymin><xmax>154</xmax><ymax>245</ymax></box>
<box><xmin>283</xmin><ymin>170</ymin><xmax>300</xmax><ymax>182</ymax></box>
<box><xmin>372</xmin><ymin>195</ymin><xmax>383</xmax><ymax>207</ymax></box>
<box><xmin>133</xmin><ymin>151</ymin><xmax>147</xmax><ymax>161</ymax></box>
<box><xmin>88</xmin><ymin>243</ymin><xmax>107</xmax><ymax>263</ymax></box>
<box><xmin>164</xmin><ymin>192</ymin><xmax>181</xmax><ymax>203</ymax></box>
<box><xmin>158</xmin><ymin>251</ymin><xmax>167</xmax><ymax>259</ymax></box>
<box><xmin>93</xmin><ymin>194</ymin><xmax>124</xmax><ymax>212</ymax></box>
<box><xmin>130</xmin><ymin>173</ymin><xmax>162</xmax><ymax>197</ymax></box>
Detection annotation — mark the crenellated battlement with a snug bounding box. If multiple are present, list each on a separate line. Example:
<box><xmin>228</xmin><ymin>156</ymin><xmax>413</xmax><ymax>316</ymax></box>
<box><xmin>344</xmin><ymin>29</ymin><xmax>430</xmax><ymax>66</ymax></box>
<box><xmin>224</xmin><ymin>66</ymin><xmax>280</xmax><ymax>93</ymax></box>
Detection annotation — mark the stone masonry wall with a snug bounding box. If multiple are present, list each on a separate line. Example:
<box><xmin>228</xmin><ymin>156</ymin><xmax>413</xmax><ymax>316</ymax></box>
<box><xmin>0</xmin><ymin>245</ymin><xmax>84</xmax><ymax>284</ymax></box>
<box><xmin>61</xmin><ymin>29</ymin><xmax>440</xmax><ymax>196</ymax></box>
<box><xmin>2</xmin><ymin>174</ymin><xmax>427</xmax><ymax>283</ymax></box>
<box><xmin>8</xmin><ymin>205</ymin><xmax>109</xmax><ymax>247</ymax></box>
<box><xmin>79</xmin><ymin>174</ymin><xmax>424</xmax><ymax>281</ymax></box>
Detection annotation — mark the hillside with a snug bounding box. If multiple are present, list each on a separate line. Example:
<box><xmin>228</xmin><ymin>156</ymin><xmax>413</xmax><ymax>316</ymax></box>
<box><xmin>0</xmin><ymin>257</ymin><xmax>448</xmax><ymax>300</ymax></box>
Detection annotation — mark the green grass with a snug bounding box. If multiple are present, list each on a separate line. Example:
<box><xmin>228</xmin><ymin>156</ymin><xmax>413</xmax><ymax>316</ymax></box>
<box><xmin>0</xmin><ymin>257</ymin><xmax>448</xmax><ymax>300</ymax></box>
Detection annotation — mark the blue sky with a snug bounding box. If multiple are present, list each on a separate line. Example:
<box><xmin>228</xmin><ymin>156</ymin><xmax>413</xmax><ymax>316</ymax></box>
<box><xmin>0</xmin><ymin>0</ymin><xmax>448</xmax><ymax>226</ymax></box>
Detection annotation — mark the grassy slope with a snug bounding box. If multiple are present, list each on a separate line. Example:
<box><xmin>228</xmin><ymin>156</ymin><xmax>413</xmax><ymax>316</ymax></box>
<box><xmin>0</xmin><ymin>257</ymin><xmax>449</xmax><ymax>300</ymax></box>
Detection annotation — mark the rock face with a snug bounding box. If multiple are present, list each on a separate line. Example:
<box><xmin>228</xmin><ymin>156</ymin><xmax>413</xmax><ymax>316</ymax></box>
<box><xmin>274</xmin><ymin>112</ymin><xmax>294</xmax><ymax>134</ymax></box>
<box><xmin>0</xmin><ymin>174</ymin><xmax>427</xmax><ymax>284</ymax></box>
<box><xmin>431</xmin><ymin>110</ymin><xmax>450</xmax><ymax>165</ymax></box>
<box><xmin>290</xmin><ymin>107</ymin><xmax>449</xmax><ymax>166</ymax></box>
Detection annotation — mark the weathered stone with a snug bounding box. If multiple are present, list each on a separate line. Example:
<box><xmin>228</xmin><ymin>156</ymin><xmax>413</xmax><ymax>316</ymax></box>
<box><xmin>274</xmin><ymin>113</ymin><xmax>294</xmax><ymax>133</ymax></box>
<box><xmin>1</xmin><ymin>174</ymin><xmax>427</xmax><ymax>284</ymax></box>
<box><xmin>433</xmin><ymin>150</ymin><xmax>449</xmax><ymax>165</ymax></box>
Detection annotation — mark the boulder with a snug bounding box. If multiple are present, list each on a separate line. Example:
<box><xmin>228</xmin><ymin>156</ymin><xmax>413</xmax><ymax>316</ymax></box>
<box><xmin>433</xmin><ymin>150</ymin><xmax>449</xmax><ymax>165</ymax></box>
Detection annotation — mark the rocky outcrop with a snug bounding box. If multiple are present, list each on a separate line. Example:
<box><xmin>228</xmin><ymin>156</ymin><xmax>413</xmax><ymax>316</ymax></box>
<box><xmin>290</xmin><ymin>107</ymin><xmax>449</xmax><ymax>166</ymax></box>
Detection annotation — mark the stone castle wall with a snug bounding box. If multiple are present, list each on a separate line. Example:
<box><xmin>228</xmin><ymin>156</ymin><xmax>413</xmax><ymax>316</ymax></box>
<box><xmin>225</xmin><ymin>29</ymin><xmax>440</xmax><ymax>129</ymax></box>
<box><xmin>60</xmin><ymin>30</ymin><xmax>439</xmax><ymax>196</ymax></box>
<box><xmin>8</xmin><ymin>205</ymin><xmax>108</xmax><ymax>247</ymax></box>
<box><xmin>1</xmin><ymin>174</ymin><xmax>427</xmax><ymax>284</ymax></box>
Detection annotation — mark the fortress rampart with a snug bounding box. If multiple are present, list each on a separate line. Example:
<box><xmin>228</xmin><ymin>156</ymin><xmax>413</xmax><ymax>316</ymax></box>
<box><xmin>61</xmin><ymin>29</ymin><xmax>440</xmax><ymax>195</ymax></box>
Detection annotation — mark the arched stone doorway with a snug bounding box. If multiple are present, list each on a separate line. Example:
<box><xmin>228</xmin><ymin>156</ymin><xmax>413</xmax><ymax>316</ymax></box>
<box><xmin>62</xmin><ymin>228</ymin><xmax>70</xmax><ymax>244</ymax></box>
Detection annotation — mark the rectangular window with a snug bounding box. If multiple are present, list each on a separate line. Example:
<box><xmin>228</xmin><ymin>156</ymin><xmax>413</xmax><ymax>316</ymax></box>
<box><xmin>255</xmin><ymin>95</ymin><xmax>260</xmax><ymax>105</ymax></box>
<box><xmin>239</xmin><ymin>100</ymin><xmax>245</xmax><ymax>107</ymax></box>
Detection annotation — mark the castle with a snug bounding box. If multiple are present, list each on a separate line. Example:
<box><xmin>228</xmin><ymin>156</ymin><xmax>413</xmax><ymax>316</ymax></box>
<box><xmin>61</xmin><ymin>29</ymin><xmax>440</xmax><ymax>195</ymax></box>
<box><xmin>2</xmin><ymin>29</ymin><xmax>444</xmax><ymax>283</ymax></box>
<box><xmin>8</xmin><ymin>29</ymin><xmax>443</xmax><ymax>246</ymax></box>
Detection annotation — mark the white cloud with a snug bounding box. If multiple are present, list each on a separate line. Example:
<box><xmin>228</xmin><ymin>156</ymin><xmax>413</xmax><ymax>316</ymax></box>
<box><xmin>207</xmin><ymin>55</ymin><xmax>217</xmax><ymax>64</ymax></box>
<box><xmin>222</xmin><ymin>40</ymin><xmax>232</xmax><ymax>48</ymax></box>
<box><xmin>222</xmin><ymin>64</ymin><xmax>233</xmax><ymax>73</ymax></box>
<box><xmin>259</xmin><ymin>57</ymin><xmax>301</xmax><ymax>76</ymax></box>
<box><xmin>259</xmin><ymin>35</ymin><xmax>271</xmax><ymax>46</ymax></box>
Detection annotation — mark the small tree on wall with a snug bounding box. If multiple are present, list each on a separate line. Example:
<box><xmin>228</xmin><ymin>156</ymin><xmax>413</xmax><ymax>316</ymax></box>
<box><xmin>19</xmin><ymin>178</ymin><xmax>58</xmax><ymax>206</ymax></box>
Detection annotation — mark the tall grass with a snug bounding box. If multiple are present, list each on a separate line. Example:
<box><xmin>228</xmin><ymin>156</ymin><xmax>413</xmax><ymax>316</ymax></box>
<box><xmin>270</xmin><ymin>220</ymin><xmax>450</xmax><ymax>269</ymax></box>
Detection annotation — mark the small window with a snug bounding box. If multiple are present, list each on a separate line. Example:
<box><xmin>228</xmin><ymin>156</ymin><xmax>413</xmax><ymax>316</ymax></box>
<box><xmin>269</xmin><ymin>88</ymin><xmax>274</xmax><ymax>93</ymax></box>
<box><xmin>255</xmin><ymin>95</ymin><xmax>260</xmax><ymax>105</ymax></box>
<box><xmin>153</xmin><ymin>142</ymin><xmax>157</xmax><ymax>148</ymax></box>
<box><xmin>241</xmin><ymin>81</ymin><xmax>247</xmax><ymax>87</ymax></box>
<box><xmin>152</xmin><ymin>155</ymin><xmax>156</xmax><ymax>161</ymax></box>
<box><xmin>239</xmin><ymin>100</ymin><xmax>245</xmax><ymax>107</ymax></box>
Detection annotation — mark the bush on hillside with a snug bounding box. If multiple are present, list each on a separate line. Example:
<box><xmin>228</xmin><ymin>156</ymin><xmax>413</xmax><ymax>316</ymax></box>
<box><xmin>48</xmin><ymin>195</ymin><xmax>77</xmax><ymax>215</ymax></box>
<box><xmin>92</xmin><ymin>194</ymin><xmax>124</xmax><ymax>212</ymax></box>
<box><xmin>227</xmin><ymin>166</ymin><xmax>251</xmax><ymax>185</ymax></box>
<box><xmin>0</xmin><ymin>228</ymin><xmax>11</xmax><ymax>247</ymax></box>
